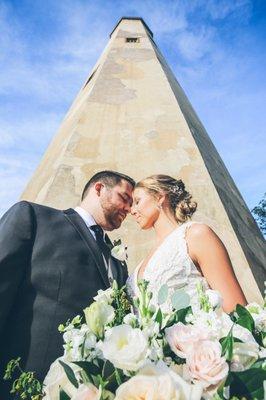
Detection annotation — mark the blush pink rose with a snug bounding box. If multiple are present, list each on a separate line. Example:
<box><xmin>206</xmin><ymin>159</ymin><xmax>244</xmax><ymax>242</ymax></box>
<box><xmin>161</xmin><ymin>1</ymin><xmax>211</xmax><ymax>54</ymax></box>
<box><xmin>186</xmin><ymin>340</ymin><xmax>229</xmax><ymax>388</ymax></box>
<box><xmin>165</xmin><ymin>322</ymin><xmax>209</xmax><ymax>358</ymax></box>
<box><xmin>72</xmin><ymin>384</ymin><xmax>100</xmax><ymax>400</ymax></box>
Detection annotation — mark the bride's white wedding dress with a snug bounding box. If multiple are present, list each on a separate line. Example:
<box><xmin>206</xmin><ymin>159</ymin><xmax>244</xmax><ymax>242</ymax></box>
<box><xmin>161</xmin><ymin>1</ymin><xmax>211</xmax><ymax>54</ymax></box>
<box><xmin>126</xmin><ymin>221</ymin><xmax>210</xmax><ymax>312</ymax></box>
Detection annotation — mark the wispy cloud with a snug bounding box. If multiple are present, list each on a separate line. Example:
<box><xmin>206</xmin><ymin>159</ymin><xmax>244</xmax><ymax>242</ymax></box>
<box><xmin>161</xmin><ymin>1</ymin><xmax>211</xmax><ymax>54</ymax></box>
<box><xmin>0</xmin><ymin>0</ymin><xmax>265</xmax><ymax>216</ymax></box>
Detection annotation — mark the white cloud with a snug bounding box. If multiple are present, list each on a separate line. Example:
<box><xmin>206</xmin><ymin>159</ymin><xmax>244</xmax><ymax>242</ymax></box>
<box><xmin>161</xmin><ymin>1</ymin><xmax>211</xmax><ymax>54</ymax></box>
<box><xmin>204</xmin><ymin>0</ymin><xmax>252</xmax><ymax>21</ymax></box>
<box><xmin>175</xmin><ymin>27</ymin><xmax>215</xmax><ymax>60</ymax></box>
<box><xmin>0</xmin><ymin>0</ymin><xmax>264</xmax><ymax>216</ymax></box>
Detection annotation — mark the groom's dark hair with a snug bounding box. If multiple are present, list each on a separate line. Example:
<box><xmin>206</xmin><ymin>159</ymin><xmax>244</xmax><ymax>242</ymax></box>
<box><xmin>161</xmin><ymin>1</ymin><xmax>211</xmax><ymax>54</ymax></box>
<box><xmin>81</xmin><ymin>170</ymin><xmax>135</xmax><ymax>200</ymax></box>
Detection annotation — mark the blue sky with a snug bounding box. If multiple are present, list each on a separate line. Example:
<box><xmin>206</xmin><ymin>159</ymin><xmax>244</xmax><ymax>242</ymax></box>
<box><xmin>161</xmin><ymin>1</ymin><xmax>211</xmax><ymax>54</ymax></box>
<box><xmin>0</xmin><ymin>0</ymin><xmax>265</xmax><ymax>216</ymax></box>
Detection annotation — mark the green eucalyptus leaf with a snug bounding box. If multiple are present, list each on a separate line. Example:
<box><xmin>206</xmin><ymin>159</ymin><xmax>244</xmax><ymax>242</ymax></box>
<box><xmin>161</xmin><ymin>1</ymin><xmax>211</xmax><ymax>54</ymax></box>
<box><xmin>157</xmin><ymin>284</ymin><xmax>168</xmax><ymax>305</ymax></box>
<box><xmin>171</xmin><ymin>289</ymin><xmax>190</xmax><ymax>311</ymax></box>
<box><xmin>59</xmin><ymin>360</ymin><xmax>79</xmax><ymax>388</ymax></box>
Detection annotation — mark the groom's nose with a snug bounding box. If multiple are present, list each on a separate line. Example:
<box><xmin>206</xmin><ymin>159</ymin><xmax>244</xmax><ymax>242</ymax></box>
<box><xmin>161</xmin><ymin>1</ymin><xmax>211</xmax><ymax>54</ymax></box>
<box><xmin>123</xmin><ymin>201</ymin><xmax>131</xmax><ymax>214</ymax></box>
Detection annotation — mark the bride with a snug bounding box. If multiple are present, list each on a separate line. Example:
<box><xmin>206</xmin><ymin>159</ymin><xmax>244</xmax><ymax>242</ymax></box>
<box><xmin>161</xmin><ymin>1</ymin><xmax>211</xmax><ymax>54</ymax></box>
<box><xmin>127</xmin><ymin>174</ymin><xmax>247</xmax><ymax>313</ymax></box>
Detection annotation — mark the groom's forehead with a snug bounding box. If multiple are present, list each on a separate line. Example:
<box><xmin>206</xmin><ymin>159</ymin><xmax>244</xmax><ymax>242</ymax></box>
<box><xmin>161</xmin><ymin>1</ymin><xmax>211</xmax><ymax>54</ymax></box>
<box><xmin>114</xmin><ymin>180</ymin><xmax>133</xmax><ymax>197</ymax></box>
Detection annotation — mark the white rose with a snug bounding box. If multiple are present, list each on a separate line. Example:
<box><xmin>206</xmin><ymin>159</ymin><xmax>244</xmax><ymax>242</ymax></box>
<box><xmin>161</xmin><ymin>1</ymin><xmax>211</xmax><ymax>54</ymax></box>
<box><xmin>97</xmin><ymin>324</ymin><xmax>148</xmax><ymax>371</ymax></box>
<box><xmin>43</xmin><ymin>358</ymin><xmax>78</xmax><ymax>400</ymax></box>
<box><xmin>205</xmin><ymin>289</ymin><xmax>223</xmax><ymax>309</ymax></box>
<box><xmin>165</xmin><ymin>322</ymin><xmax>210</xmax><ymax>358</ymax></box>
<box><xmin>230</xmin><ymin>342</ymin><xmax>259</xmax><ymax>371</ymax></box>
<box><xmin>186</xmin><ymin>340</ymin><xmax>229</xmax><ymax>389</ymax></box>
<box><xmin>93</xmin><ymin>288</ymin><xmax>113</xmax><ymax>304</ymax></box>
<box><xmin>71</xmin><ymin>383</ymin><xmax>101</xmax><ymax>400</ymax></box>
<box><xmin>115</xmin><ymin>361</ymin><xmax>202</xmax><ymax>400</ymax></box>
<box><xmin>84</xmin><ymin>301</ymin><xmax>115</xmax><ymax>337</ymax></box>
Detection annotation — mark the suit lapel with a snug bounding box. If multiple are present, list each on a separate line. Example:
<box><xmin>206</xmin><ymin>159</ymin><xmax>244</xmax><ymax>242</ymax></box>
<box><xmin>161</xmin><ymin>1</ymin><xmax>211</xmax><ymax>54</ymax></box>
<box><xmin>63</xmin><ymin>208</ymin><xmax>110</xmax><ymax>288</ymax></box>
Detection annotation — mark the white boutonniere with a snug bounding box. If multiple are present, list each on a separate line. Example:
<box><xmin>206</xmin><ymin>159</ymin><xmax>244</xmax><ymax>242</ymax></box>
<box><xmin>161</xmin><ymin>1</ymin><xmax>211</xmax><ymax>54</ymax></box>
<box><xmin>111</xmin><ymin>239</ymin><xmax>128</xmax><ymax>262</ymax></box>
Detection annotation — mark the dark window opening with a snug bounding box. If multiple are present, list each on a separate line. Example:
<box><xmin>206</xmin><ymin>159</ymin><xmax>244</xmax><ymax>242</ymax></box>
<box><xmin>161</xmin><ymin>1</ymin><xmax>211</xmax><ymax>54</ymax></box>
<box><xmin>126</xmin><ymin>37</ymin><xmax>140</xmax><ymax>43</ymax></box>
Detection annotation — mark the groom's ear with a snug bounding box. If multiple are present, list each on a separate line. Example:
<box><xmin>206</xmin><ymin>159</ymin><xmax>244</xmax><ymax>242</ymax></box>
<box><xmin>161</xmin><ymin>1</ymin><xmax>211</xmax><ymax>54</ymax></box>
<box><xmin>94</xmin><ymin>181</ymin><xmax>104</xmax><ymax>196</ymax></box>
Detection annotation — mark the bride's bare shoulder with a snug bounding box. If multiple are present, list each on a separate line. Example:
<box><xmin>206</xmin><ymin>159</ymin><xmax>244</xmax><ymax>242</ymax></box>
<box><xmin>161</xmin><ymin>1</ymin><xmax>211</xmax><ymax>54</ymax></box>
<box><xmin>187</xmin><ymin>222</ymin><xmax>213</xmax><ymax>235</ymax></box>
<box><xmin>186</xmin><ymin>223</ymin><xmax>219</xmax><ymax>243</ymax></box>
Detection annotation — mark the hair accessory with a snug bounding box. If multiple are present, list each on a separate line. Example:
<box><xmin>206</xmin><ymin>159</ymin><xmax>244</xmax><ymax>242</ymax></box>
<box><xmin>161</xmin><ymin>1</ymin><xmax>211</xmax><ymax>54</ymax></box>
<box><xmin>170</xmin><ymin>183</ymin><xmax>184</xmax><ymax>198</ymax></box>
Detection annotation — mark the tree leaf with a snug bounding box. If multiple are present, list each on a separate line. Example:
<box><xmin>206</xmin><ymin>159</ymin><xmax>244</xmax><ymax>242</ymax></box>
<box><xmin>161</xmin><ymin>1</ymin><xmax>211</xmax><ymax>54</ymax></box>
<box><xmin>171</xmin><ymin>289</ymin><xmax>190</xmax><ymax>311</ymax></box>
<box><xmin>229</xmin><ymin>368</ymin><xmax>266</xmax><ymax>399</ymax></box>
<box><xmin>176</xmin><ymin>306</ymin><xmax>192</xmax><ymax>323</ymax></box>
<box><xmin>73</xmin><ymin>360</ymin><xmax>101</xmax><ymax>376</ymax></box>
<box><xmin>220</xmin><ymin>328</ymin><xmax>234</xmax><ymax>361</ymax></box>
<box><xmin>102</xmin><ymin>360</ymin><xmax>115</xmax><ymax>380</ymax></box>
<box><xmin>157</xmin><ymin>284</ymin><xmax>168</xmax><ymax>305</ymax></box>
<box><xmin>250</xmin><ymin>357</ymin><xmax>266</xmax><ymax>369</ymax></box>
<box><xmin>59</xmin><ymin>360</ymin><xmax>79</xmax><ymax>388</ymax></box>
<box><xmin>235</xmin><ymin>304</ymin><xmax>255</xmax><ymax>332</ymax></box>
<box><xmin>155</xmin><ymin>308</ymin><xmax>163</xmax><ymax>326</ymax></box>
<box><xmin>59</xmin><ymin>388</ymin><xmax>71</xmax><ymax>400</ymax></box>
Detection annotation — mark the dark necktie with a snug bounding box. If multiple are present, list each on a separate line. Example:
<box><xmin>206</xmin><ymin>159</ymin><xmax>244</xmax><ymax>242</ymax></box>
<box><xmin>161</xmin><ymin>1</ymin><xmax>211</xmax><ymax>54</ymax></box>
<box><xmin>90</xmin><ymin>225</ymin><xmax>111</xmax><ymax>262</ymax></box>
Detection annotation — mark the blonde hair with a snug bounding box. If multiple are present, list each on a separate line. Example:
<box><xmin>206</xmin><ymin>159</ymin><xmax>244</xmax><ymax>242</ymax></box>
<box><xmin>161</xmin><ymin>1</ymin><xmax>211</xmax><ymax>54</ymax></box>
<box><xmin>136</xmin><ymin>174</ymin><xmax>197</xmax><ymax>223</ymax></box>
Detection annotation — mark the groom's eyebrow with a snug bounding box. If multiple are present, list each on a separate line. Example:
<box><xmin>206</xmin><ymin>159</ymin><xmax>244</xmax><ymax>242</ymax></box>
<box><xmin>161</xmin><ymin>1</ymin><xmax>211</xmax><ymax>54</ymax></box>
<box><xmin>123</xmin><ymin>192</ymin><xmax>133</xmax><ymax>205</ymax></box>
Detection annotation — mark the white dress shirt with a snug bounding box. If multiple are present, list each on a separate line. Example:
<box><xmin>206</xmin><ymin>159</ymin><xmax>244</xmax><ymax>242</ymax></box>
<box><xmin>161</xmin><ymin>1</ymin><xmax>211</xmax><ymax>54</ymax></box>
<box><xmin>74</xmin><ymin>206</ymin><xmax>113</xmax><ymax>281</ymax></box>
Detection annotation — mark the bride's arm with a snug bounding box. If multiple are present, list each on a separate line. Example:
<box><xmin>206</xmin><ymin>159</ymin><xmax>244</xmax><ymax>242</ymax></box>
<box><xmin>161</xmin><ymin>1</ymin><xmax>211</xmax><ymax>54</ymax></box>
<box><xmin>186</xmin><ymin>223</ymin><xmax>247</xmax><ymax>313</ymax></box>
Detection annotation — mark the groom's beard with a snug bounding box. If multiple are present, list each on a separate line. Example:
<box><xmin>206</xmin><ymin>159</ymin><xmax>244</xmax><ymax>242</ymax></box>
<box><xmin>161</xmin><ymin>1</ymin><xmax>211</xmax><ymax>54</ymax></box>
<box><xmin>105</xmin><ymin>209</ymin><xmax>125</xmax><ymax>229</ymax></box>
<box><xmin>100</xmin><ymin>198</ymin><xmax>126</xmax><ymax>230</ymax></box>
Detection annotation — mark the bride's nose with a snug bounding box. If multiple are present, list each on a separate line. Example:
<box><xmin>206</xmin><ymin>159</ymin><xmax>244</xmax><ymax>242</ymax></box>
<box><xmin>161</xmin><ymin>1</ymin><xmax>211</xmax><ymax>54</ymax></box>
<box><xmin>130</xmin><ymin>205</ymin><xmax>137</xmax><ymax>215</ymax></box>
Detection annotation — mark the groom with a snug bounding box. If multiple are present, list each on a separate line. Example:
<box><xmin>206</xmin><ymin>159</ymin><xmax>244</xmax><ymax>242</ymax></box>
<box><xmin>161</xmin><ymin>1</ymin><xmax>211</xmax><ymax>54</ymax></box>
<box><xmin>0</xmin><ymin>170</ymin><xmax>134</xmax><ymax>398</ymax></box>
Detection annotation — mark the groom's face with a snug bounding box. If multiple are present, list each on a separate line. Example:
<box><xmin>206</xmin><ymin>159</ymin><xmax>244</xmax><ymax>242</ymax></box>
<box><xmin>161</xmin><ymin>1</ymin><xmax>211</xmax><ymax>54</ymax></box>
<box><xmin>100</xmin><ymin>180</ymin><xmax>133</xmax><ymax>230</ymax></box>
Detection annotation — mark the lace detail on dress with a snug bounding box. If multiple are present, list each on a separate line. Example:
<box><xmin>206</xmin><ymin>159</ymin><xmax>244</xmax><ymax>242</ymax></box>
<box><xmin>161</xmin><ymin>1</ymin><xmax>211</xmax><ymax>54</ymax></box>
<box><xmin>126</xmin><ymin>221</ymin><xmax>209</xmax><ymax>312</ymax></box>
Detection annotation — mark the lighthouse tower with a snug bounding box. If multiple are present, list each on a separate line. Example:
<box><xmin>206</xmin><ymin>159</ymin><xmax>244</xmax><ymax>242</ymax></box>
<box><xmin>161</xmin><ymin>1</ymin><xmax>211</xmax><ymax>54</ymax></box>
<box><xmin>21</xmin><ymin>17</ymin><xmax>265</xmax><ymax>302</ymax></box>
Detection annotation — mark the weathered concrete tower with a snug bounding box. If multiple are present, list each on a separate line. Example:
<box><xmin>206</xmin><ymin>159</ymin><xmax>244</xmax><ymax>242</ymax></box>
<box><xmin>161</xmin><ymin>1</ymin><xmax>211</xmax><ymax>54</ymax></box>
<box><xmin>22</xmin><ymin>17</ymin><xmax>265</xmax><ymax>302</ymax></box>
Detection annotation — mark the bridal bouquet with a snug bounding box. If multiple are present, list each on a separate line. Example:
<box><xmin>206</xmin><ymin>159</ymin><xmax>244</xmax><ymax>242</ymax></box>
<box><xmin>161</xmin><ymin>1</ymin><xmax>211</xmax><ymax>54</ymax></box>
<box><xmin>5</xmin><ymin>281</ymin><xmax>266</xmax><ymax>400</ymax></box>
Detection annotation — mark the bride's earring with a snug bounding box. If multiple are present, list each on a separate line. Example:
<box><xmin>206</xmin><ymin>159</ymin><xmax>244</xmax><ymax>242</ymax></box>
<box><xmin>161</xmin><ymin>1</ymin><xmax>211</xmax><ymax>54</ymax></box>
<box><xmin>157</xmin><ymin>204</ymin><xmax>162</xmax><ymax>210</ymax></box>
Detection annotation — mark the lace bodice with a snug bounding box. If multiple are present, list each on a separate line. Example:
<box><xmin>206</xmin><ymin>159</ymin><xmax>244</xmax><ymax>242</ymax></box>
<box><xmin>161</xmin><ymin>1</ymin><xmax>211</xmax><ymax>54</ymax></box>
<box><xmin>126</xmin><ymin>221</ymin><xmax>209</xmax><ymax>312</ymax></box>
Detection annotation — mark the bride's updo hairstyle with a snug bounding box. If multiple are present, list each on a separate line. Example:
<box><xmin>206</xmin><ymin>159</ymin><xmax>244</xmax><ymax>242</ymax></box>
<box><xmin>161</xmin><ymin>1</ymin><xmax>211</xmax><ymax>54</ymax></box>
<box><xmin>136</xmin><ymin>175</ymin><xmax>197</xmax><ymax>223</ymax></box>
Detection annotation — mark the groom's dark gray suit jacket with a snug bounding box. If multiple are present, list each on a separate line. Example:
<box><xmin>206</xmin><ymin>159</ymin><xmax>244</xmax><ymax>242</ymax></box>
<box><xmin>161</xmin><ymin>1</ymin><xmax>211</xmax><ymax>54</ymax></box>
<box><xmin>0</xmin><ymin>201</ymin><xmax>128</xmax><ymax>398</ymax></box>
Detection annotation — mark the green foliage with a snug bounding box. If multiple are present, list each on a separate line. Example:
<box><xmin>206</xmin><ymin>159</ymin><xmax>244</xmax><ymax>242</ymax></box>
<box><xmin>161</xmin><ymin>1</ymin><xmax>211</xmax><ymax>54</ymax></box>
<box><xmin>110</xmin><ymin>284</ymin><xmax>131</xmax><ymax>326</ymax></box>
<box><xmin>220</xmin><ymin>327</ymin><xmax>234</xmax><ymax>361</ymax></box>
<box><xmin>234</xmin><ymin>304</ymin><xmax>255</xmax><ymax>332</ymax></box>
<box><xmin>4</xmin><ymin>358</ymin><xmax>44</xmax><ymax>400</ymax></box>
<box><xmin>58</xmin><ymin>360</ymin><xmax>79</xmax><ymax>388</ymax></box>
<box><xmin>171</xmin><ymin>289</ymin><xmax>190</xmax><ymax>311</ymax></box>
<box><xmin>252</xmin><ymin>193</ymin><xmax>266</xmax><ymax>236</ymax></box>
<box><xmin>228</xmin><ymin>368</ymin><xmax>266</xmax><ymax>399</ymax></box>
<box><xmin>58</xmin><ymin>315</ymin><xmax>82</xmax><ymax>333</ymax></box>
<box><xmin>165</xmin><ymin>306</ymin><xmax>192</xmax><ymax>327</ymax></box>
<box><xmin>157</xmin><ymin>284</ymin><xmax>168</xmax><ymax>305</ymax></box>
<box><xmin>59</xmin><ymin>388</ymin><xmax>71</xmax><ymax>400</ymax></box>
<box><xmin>73</xmin><ymin>360</ymin><xmax>101</xmax><ymax>377</ymax></box>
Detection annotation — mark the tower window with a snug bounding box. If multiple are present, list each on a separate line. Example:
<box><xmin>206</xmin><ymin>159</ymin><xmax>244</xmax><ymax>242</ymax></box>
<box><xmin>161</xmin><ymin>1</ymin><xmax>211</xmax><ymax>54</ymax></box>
<box><xmin>126</xmin><ymin>37</ymin><xmax>140</xmax><ymax>43</ymax></box>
